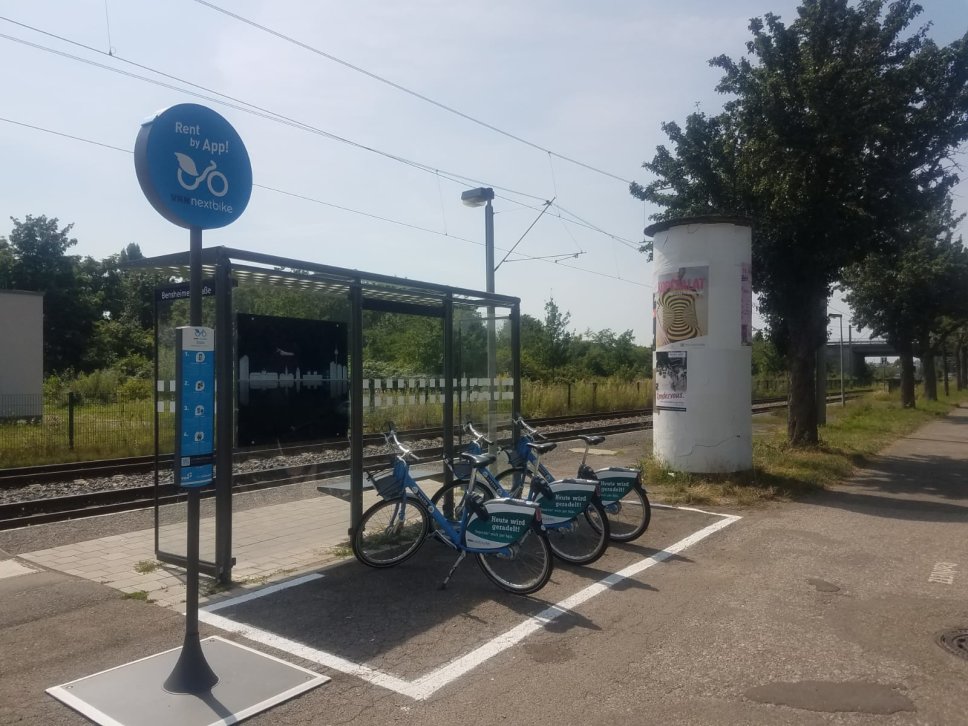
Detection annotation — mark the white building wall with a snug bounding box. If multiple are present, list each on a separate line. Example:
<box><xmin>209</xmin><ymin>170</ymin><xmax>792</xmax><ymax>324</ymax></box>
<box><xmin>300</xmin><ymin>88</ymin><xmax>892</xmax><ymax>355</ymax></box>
<box><xmin>0</xmin><ymin>290</ymin><xmax>44</xmax><ymax>417</ymax></box>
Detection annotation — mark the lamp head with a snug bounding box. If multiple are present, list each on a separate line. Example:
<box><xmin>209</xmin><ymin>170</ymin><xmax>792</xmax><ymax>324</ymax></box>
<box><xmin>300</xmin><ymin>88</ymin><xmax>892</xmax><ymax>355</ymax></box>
<box><xmin>461</xmin><ymin>187</ymin><xmax>495</xmax><ymax>208</ymax></box>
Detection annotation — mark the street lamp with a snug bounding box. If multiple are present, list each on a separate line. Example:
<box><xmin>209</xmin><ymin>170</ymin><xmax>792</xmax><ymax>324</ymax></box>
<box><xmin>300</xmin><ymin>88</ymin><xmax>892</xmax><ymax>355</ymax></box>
<box><xmin>829</xmin><ymin>313</ymin><xmax>845</xmax><ymax>407</ymax></box>
<box><xmin>461</xmin><ymin>187</ymin><xmax>497</xmax><ymax>443</ymax></box>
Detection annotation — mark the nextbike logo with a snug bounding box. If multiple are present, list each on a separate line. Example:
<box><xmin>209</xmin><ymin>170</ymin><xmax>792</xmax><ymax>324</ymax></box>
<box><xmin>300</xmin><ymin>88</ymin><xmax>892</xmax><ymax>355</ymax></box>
<box><xmin>193</xmin><ymin>327</ymin><xmax>208</xmax><ymax>339</ymax></box>
<box><xmin>135</xmin><ymin>103</ymin><xmax>252</xmax><ymax>230</ymax></box>
<box><xmin>176</xmin><ymin>153</ymin><xmax>228</xmax><ymax>197</ymax></box>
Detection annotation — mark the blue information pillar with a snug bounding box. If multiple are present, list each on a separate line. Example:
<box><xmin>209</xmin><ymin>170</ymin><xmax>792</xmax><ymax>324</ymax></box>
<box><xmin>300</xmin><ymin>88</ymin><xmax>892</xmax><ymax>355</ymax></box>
<box><xmin>175</xmin><ymin>326</ymin><xmax>215</xmax><ymax>487</ymax></box>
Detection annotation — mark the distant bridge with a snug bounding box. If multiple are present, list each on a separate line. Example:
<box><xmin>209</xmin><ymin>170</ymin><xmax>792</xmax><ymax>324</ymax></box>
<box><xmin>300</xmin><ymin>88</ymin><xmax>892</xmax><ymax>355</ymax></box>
<box><xmin>824</xmin><ymin>338</ymin><xmax>896</xmax><ymax>377</ymax></box>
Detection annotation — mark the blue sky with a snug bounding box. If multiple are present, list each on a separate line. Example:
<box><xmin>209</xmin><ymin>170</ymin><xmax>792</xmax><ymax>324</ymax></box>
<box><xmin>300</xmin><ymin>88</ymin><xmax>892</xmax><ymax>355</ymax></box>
<box><xmin>1</xmin><ymin>0</ymin><xmax>965</xmax><ymax>345</ymax></box>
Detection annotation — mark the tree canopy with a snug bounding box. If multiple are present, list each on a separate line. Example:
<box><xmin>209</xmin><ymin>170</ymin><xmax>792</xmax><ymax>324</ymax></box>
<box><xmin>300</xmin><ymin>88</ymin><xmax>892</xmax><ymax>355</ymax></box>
<box><xmin>633</xmin><ymin>0</ymin><xmax>968</xmax><ymax>444</ymax></box>
<box><xmin>1</xmin><ymin>217</ymin><xmax>650</xmax><ymax>385</ymax></box>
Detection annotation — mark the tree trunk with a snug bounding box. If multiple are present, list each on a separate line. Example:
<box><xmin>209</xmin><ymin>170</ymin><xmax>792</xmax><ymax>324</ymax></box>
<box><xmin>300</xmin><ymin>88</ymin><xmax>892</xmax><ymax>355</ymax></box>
<box><xmin>958</xmin><ymin>345</ymin><xmax>968</xmax><ymax>391</ymax></box>
<box><xmin>922</xmin><ymin>354</ymin><xmax>938</xmax><ymax>401</ymax></box>
<box><xmin>898</xmin><ymin>346</ymin><xmax>916</xmax><ymax>408</ymax></box>
<box><xmin>787</xmin><ymin>315</ymin><xmax>822</xmax><ymax>446</ymax></box>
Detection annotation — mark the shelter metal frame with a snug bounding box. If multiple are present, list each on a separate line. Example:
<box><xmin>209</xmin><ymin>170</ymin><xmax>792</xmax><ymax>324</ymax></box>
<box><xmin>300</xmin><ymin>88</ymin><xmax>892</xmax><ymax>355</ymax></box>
<box><xmin>133</xmin><ymin>246</ymin><xmax>521</xmax><ymax>583</ymax></box>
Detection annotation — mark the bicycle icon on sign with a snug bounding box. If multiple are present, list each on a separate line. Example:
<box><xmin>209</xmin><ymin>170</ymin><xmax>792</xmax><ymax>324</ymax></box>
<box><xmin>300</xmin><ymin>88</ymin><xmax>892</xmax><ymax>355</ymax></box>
<box><xmin>175</xmin><ymin>152</ymin><xmax>228</xmax><ymax>197</ymax></box>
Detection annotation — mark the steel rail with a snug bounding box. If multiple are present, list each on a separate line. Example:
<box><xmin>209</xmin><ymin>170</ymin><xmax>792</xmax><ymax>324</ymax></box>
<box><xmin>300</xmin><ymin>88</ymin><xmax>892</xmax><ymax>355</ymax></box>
<box><xmin>0</xmin><ymin>392</ymin><xmax>866</xmax><ymax>529</ymax></box>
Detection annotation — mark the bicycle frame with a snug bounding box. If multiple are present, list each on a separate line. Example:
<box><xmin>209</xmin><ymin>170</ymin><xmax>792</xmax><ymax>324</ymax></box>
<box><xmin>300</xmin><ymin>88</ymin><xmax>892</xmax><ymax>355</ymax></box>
<box><xmin>513</xmin><ymin>417</ymin><xmax>645</xmax><ymax>504</ymax></box>
<box><xmin>457</xmin><ymin>429</ymin><xmax>597</xmax><ymax>529</ymax></box>
<box><xmin>388</xmin><ymin>453</ymin><xmax>533</xmax><ymax>557</ymax></box>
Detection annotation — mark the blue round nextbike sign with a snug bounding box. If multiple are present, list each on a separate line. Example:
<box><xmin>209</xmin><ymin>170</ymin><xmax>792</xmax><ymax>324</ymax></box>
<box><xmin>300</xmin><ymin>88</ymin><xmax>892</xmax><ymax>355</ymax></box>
<box><xmin>134</xmin><ymin>103</ymin><xmax>252</xmax><ymax>229</ymax></box>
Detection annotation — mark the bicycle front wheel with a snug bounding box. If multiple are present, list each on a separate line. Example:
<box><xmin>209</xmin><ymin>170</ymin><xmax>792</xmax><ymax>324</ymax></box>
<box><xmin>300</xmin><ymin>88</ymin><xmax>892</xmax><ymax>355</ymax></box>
<box><xmin>352</xmin><ymin>497</ymin><xmax>429</xmax><ymax>568</ymax></box>
<box><xmin>476</xmin><ymin>526</ymin><xmax>553</xmax><ymax>595</ymax></box>
<box><xmin>492</xmin><ymin>469</ymin><xmax>528</xmax><ymax>499</ymax></box>
<box><xmin>545</xmin><ymin>500</ymin><xmax>610</xmax><ymax>565</ymax></box>
<box><xmin>603</xmin><ymin>485</ymin><xmax>651</xmax><ymax>542</ymax></box>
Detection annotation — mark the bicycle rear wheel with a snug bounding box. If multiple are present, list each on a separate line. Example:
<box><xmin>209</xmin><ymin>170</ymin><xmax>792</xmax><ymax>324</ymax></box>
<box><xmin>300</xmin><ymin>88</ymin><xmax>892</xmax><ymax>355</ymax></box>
<box><xmin>352</xmin><ymin>497</ymin><xmax>429</xmax><ymax>568</ymax></box>
<box><xmin>603</xmin><ymin>485</ymin><xmax>651</xmax><ymax>542</ymax></box>
<box><xmin>545</xmin><ymin>500</ymin><xmax>610</xmax><ymax>565</ymax></box>
<box><xmin>476</xmin><ymin>526</ymin><xmax>553</xmax><ymax>595</ymax></box>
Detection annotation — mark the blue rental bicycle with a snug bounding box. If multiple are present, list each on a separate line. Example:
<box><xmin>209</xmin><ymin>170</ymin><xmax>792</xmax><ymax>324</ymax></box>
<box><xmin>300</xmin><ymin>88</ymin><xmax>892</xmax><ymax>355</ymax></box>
<box><xmin>351</xmin><ymin>426</ymin><xmax>553</xmax><ymax>595</ymax></box>
<box><xmin>431</xmin><ymin>423</ymin><xmax>610</xmax><ymax>565</ymax></box>
<box><xmin>511</xmin><ymin>416</ymin><xmax>651</xmax><ymax>542</ymax></box>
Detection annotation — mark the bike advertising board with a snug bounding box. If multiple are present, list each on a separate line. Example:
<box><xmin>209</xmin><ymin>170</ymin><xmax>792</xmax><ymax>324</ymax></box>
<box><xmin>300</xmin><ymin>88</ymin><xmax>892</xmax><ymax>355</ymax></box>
<box><xmin>463</xmin><ymin>499</ymin><xmax>541</xmax><ymax>551</ymax></box>
<box><xmin>134</xmin><ymin>103</ymin><xmax>252</xmax><ymax>229</ymax></box>
<box><xmin>591</xmin><ymin>468</ymin><xmax>641</xmax><ymax>504</ymax></box>
<box><xmin>531</xmin><ymin>479</ymin><xmax>599</xmax><ymax>526</ymax></box>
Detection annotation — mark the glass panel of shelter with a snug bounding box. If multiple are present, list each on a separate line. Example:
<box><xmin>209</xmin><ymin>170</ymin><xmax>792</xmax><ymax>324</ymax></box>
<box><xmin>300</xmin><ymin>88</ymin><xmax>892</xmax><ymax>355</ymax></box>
<box><xmin>453</xmin><ymin>306</ymin><xmax>514</xmax><ymax>457</ymax></box>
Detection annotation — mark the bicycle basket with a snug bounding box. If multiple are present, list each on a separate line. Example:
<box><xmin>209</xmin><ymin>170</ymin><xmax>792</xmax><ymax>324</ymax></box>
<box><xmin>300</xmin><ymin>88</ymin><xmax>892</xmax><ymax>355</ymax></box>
<box><xmin>370</xmin><ymin>470</ymin><xmax>403</xmax><ymax>499</ymax></box>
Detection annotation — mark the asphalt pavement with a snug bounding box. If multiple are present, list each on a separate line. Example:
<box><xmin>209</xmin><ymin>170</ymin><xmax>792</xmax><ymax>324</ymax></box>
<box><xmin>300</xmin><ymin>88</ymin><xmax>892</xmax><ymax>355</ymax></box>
<box><xmin>1</xmin><ymin>407</ymin><xmax>967</xmax><ymax>725</ymax></box>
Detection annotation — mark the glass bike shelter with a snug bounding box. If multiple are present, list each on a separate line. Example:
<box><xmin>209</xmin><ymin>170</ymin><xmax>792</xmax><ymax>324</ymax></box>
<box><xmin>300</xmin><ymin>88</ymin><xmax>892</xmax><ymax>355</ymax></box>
<box><xmin>134</xmin><ymin>246</ymin><xmax>521</xmax><ymax>584</ymax></box>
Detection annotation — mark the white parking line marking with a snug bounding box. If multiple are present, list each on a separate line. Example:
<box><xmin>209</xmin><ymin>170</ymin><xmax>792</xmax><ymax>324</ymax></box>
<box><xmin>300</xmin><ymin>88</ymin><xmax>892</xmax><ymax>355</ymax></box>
<box><xmin>204</xmin><ymin>573</ymin><xmax>324</xmax><ymax>612</ymax></box>
<box><xmin>199</xmin><ymin>508</ymin><xmax>740</xmax><ymax>700</ymax></box>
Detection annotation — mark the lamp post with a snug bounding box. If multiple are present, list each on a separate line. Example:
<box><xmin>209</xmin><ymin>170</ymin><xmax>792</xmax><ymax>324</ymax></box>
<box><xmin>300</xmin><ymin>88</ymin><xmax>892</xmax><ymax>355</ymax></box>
<box><xmin>461</xmin><ymin>187</ymin><xmax>497</xmax><ymax>443</ymax></box>
<box><xmin>829</xmin><ymin>313</ymin><xmax>845</xmax><ymax>407</ymax></box>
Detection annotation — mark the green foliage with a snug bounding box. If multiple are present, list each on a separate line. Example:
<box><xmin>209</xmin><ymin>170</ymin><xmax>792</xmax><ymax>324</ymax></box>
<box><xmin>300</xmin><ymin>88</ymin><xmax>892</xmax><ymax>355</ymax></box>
<box><xmin>72</xmin><ymin>369</ymin><xmax>124</xmax><ymax>404</ymax></box>
<box><xmin>4</xmin><ymin>215</ymin><xmax>99</xmax><ymax>374</ymax></box>
<box><xmin>844</xmin><ymin>198</ymin><xmax>968</xmax><ymax>405</ymax></box>
<box><xmin>632</xmin><ymin>0</ymin><xmax>968</xmax><ymax>445</ymax></box>
<box><xmin>751</xmin><ymin>332</ymin><xmax>784</xmax><ymax>376</ymax></box>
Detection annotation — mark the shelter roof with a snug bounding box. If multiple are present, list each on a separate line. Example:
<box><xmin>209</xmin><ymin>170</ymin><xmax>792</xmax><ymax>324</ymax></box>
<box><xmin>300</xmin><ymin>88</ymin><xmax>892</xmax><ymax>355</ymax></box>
<box><xmin>127</xmin><ymin>246</ymin><xmax>519</xmax><ymax>311</ymax></box>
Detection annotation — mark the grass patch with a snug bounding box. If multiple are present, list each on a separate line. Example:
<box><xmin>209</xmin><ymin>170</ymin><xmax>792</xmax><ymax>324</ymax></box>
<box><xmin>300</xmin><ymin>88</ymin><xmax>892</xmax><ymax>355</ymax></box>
<box><xmin>329</xmin><ymin>541</ymin><xmax>353</xmax><ymax>558</ymax></box>
<box><xmin>121</xmin><ymin>590</ymin><xmax>152</xmax><ymax>602</ymax></box>
<box><xmin>133</xmin><ymin>560</ymin><xmax>160</xmax><ymax>574</ymax></box>
<box><xmin>646</xmin><ymin>389</ymin><xmax>968</xmax><ymax>507</ymax></box>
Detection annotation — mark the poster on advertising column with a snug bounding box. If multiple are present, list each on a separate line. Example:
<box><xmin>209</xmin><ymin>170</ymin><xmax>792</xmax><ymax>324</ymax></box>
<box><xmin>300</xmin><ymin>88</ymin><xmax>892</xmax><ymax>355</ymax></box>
<box><xmin>741</xmin><ymin>262</ymin><xmax>753</xmax><ymax>345</ymax></box>
<box><xmin>655</xmin><ymin>266</ymin><xmax>708</xmax><ymax>349</ymax></box>
<box><xmin>654</xmin><ymin>350</ymin><xmax>688</xmax><ymax>411</ymax></box>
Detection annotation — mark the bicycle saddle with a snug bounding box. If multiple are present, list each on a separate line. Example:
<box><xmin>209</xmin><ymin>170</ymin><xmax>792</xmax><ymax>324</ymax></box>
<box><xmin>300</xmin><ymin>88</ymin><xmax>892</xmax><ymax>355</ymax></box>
<box><xmin>459</xmin><ymin>451</ymin><xmax>497</xmax><ymax>468</ymax></box>
<box><xmin>578</xmin><ymin>435</ymin><xmax>606</xmax><ymax>446</ymax></box>
<box><xmin>526</xmin><ymin>441</ymin><xmax>557</xmax><ymax>455</ymax></box>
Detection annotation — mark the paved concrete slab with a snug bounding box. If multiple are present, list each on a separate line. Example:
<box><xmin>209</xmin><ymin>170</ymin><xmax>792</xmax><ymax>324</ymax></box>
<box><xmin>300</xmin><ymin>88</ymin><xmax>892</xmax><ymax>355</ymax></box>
<box><xmin>4</xmin><ymin>412</ymin><xmax>968</xmax><ymax>724</ymax></box>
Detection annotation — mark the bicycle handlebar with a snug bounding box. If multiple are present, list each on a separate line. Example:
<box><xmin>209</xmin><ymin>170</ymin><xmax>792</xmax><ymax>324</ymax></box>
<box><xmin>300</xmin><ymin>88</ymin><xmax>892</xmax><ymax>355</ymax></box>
<box><xmin>383</xmin><ymin>427</ymin><xmax>420</xmax><ymax>461</ymax></box>
<box><xmin>513</xmin><ymin>415</ymin><xmax>546</xmax><ymax>440</ymax></box>
<box><xmin>463</xmin><ymin>421</ymin><xmax>493</xmax><ymax>447</ymax></box>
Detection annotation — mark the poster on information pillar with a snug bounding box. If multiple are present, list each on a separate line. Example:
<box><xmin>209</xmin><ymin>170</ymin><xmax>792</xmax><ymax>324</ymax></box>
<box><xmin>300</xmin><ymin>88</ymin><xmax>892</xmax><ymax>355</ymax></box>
<box><xmin>655</xmin><ymin>266</ymin><xmax>708</xmax><ymax>350</ymax></box>
<box><xmin>654</xmin><ymin>350</ymin><xmax>688</xmax><ymax>411</ymax></box>
<box><xmin>741</xmin><ymin>262</ymin><xmax>753</xmax><ymax>346</ymax></box>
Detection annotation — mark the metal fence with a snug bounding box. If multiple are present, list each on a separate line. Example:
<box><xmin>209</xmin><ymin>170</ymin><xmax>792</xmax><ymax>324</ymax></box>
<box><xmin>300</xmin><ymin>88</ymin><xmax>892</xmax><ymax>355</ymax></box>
<box><xmin>1</xmin><ymin>377</ymin><xmax>655</xmax><ymax>466</ymax></box>
<box><xmin>0</xmin><ymin>393</ymin><xmax>159</xmax><ymax>466</ymax></box>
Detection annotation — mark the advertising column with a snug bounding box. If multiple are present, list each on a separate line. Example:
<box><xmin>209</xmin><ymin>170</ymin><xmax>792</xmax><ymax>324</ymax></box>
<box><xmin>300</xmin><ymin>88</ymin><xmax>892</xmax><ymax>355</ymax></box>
<box><xmin>647</xmin><ymin>216</ymin><xmax>753</xmax><ymax>473</ymax></box>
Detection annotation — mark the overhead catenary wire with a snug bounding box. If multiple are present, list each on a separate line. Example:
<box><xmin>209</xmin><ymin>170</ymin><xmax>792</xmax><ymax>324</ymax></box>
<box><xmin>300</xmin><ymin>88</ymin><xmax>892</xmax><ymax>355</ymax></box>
<box><xmin>192</xmin><ymin>0</ymin><xmax>635</xmax><ymax>186</ymax></box>
<box><xmin>0</xmin><ymin>17</ymin><xmax>642</xmax><ymax>252</ymax></box>
<box><xmin>0</xmin><ymin>115</ymin><xmax>647</xmax><ymax>287</ymax></box>
<box><xmin>495</xmin><ymin>198</ymin><xmax>557</xmax><ymax>272</ymax></box>
<box><xmin>0</xmin><ymin>21</ymin><xmax>547</xmax><ymax>207</ymax></box>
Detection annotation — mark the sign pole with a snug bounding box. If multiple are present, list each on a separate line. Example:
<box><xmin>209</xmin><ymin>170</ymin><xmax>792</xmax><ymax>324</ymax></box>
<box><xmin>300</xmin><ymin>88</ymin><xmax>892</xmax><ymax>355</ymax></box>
<box><xmin>164</xmin><ymin>225</ymin><xmax>217</xmax><ymax>694</ymax></box>
<box><xmin>135</xmin><ymin>103</ymin><xmax>251</xmax><ymax>695</ymax></box>
<box><xmin>189</xmin><ymin>225</ymin><xmax>203</xmax><ymax>326</ymax></box>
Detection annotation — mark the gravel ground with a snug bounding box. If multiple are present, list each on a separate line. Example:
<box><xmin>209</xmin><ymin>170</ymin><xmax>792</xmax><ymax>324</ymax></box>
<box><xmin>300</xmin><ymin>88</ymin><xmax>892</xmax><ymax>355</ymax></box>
<box><xmin>0</xmin><ymin>416</ymin><xmax>649</xmax><ymax>506</ymax></box>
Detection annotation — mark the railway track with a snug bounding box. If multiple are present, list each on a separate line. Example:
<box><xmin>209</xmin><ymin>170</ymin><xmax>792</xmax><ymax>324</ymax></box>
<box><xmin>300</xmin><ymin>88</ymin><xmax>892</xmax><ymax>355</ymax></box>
<box><xmin>0</xmin><ymin>394</ymin><xmax>858</xmax><ymax>530</ymax></box>
<box><xmin>0</xmin><ymin>410</ymin><xmax>653</xmax><ymax>488</ymax></box>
